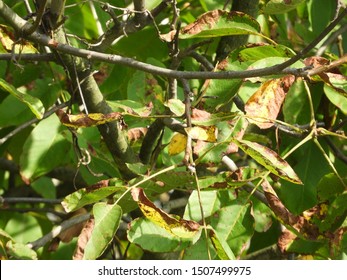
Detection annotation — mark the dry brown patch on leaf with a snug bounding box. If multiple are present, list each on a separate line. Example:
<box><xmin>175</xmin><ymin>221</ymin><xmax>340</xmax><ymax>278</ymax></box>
<box><xmin>73</xmin><ymin>218</ymin><xmax>95</xmax><ymax>260</ymax></box>
<box><xmin>128</xmin><ymin>127</ymin><xmax>147</xmax><ymax>142</ymax></box>
<box><xmin>181</xmin><ymin>10</ymin><xmax>224</xmax><ymax>35</ymax></box>
<box><xmin>191</xmin><ymin>108</ymin><xmax>211</xmax><ymax>122</ymax></box>
<box><xmin>245</xmin><ymin>75</ymin><xmax>295</xmax><ymax>129</ymax></box>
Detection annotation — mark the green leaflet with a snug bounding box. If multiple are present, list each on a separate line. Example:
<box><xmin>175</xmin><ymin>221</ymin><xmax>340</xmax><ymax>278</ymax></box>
<box><xmin>83</xmin><ymin>202</ymin><xmax>122</xmax><ymax>260</ymax></box>
<box><xmin>209</xmin><ymin>228</ymin><xmax>236</xmax><ymax>260</ymax></box>
<box><xmin>262</xmin><ymin>0</ymin><xmax>305</xmax><ymax>14</ymax></box>
<box><xmin>19</xmin><ymin>115</ymin><xmax>71</xmax><ymax>182</ymax></box>
<box><xmin>0</xmin><ymin>78</ymin><xmax>44</xmax><ymax>119</ymax></box>
<box><xmin>127</xmin><ymin>218</ymin><xmax>197</xmax><ymax>253</ymax></box>
<box><xmin>62</xmin><ymin>185</ymin><xmax>126</xmax><ymax>213</ymax></box>
<box><xmin>6</xmin><ymin>241</ymin><xmax>38</xmax><ymax>260</ymax></box>
<box><xmin>179</xmin><ymin>10</ymin><xmax>261</xmax><ymax>39</ymax></box>
<box><xmin>232</xmin><ymin>138</ymin><xmax>302</xmax><ymax>184</ymax></box>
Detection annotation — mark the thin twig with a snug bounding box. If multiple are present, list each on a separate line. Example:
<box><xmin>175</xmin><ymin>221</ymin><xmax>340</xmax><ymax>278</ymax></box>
<box><xmin>0</xmin><ymin>196</ymin><xmax>61</xmax><ymax>204</ymax></box>
<box><xmin>0</xmin><ymin>207</ymin><xmax>67</xmax><ymax>219</ymax></box>
<box><xmin>22</xmin><ymin>0</ymin><xmax>48</xmax><ymax>36</ymax></box>
<box><xmin>316</xmin><ymin>24</ymin><xmax>347</xmax><ymax>56</ymax></box>
<box><xmin>0</xmin><ymin>53</ymin><xmax>55</xmax><ymax>61</ymax></box>
<box><xmin>324</xmin><ymin>137</ymin><xmax>347</xmax><ymax>165</ymax></box>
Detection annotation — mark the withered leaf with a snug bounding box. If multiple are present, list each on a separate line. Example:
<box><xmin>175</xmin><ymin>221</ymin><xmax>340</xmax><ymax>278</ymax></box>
<box><xmin>245</xmin><ymin>75</ymin><xmax>295</xmax><ymax>129</ymax></box>
<box><xmin>73</xmin><ymin>218</ymin><xmax>95</xmax><ymax>260</ymax></box>
<box><xmin>56</xmin><ymin>109</ymin><xmax>123</xmax><ymax>128</ymax></box>
<box><xmin>131</xmin><ymin>188</ymin><xmax>200</xmax><ymax>236</ymax></box>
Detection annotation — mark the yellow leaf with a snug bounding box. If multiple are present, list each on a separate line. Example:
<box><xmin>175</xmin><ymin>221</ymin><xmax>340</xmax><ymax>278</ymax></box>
<box><xmin>168</xmin><ymin>133</ymin><xmax>187</xmax><ymax>155</ymax></box>
<box><xmin>56</xmin><ymin>109</ymin><xmax>123</xmax><ymax>128</ymax></box>
<box><xmin>131</xmin><ymin>188</ymin><xmax>200</xmax><ymax>238</ymax></box>
<box><xmin>185</xmin><ymin>126</ymin><xmax>217</xmax><ymax>142</ymax></box>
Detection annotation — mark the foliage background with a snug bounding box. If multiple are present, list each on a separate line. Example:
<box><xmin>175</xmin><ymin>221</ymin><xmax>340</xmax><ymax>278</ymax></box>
<box><xmin>0</xmin><ymin>0</ymin><xmax>347</xmax><ymax>260</ymax></box>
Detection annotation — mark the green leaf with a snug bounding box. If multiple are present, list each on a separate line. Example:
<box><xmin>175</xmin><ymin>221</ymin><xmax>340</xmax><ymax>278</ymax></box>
<box><xmin>210</xmin><ymin>201</ymin><xmax>254</xmax><ymax>257</ymax></box>
<box><xmin>209</xmin><ymin>228</ymin><xmax>236</xmax><ymax>260</ymax></box>
<box><xmin>286</xmin><ymin>238</ymin><xmax>324</xmax><ymax>255</ymax></box>
<box><xmin>4</xmin><ymin>213</ymin><xmax>43</xmax><ymax>244</ymax></box>
<box><xmin>198</xmin><ymin>60</ymin><xmax>244</xmax><ymax>111</ymax></box>
<box><xmin>324</xmin><ymin>84</ymin><xmax>347</xmax><ymax>115</ymax></box>
<box><xmin>232</xmin><ymin>138</ymin><xmax>302</xmax><ymax>184</ymax></box>
<box><xmin>180</xmin><ymin>10</ymin><xmax>261</xmax><ymax>39</ymax></box>
<box><xmin>0</xmin><ymin>78</ymin><xmax>44</xmax><ymax>119</ymax></box>
<box><xmin>231</xmin><ymin>44</ymin><xmax>295</xmax><ymax>62</ymax></box>
<box><xmin>125</xmin><ymin>162</ymin><xmax>148</xmax><ymax>175</ymax></box>
<box><xmin>184</xmin><ymin>190</ymin><xmax>236</xmax><ymax>221</ymax></box>
<box><xmin>83</xmin><ymin>202</ymin><xmax>122</xmax><ymax>260</ymax></box>
<box><xmin>62</xmin><ymin>185</ymin><xmax>125</xmax><ymax>213</ymax></box>
<box><xmin>182</xmin><ymin>231</ymin><xmax>217</xmax><ymax>260</ymax></box>
<box><xmin>6</xmin><ymin>241</ymin><xmax>37</xmax><ymax>260</ymax></box>
<box><xmin>317</xmin><ymin>173</ymin><xmax>346</xmax><ymax>201</ymax></box>
<box><xmin>278</xmin><ymin>142</ymin><xmax>329</xmax><ymax>214</ymax></box>
<box><xmin>20</xmin><ymin>115</ymin><xmax>71</xmax><ymax>181</ymax></box>
<box><xmin>31</xmin><ymin>177</ymin><xmax>56</xmax><ymax>199</ymax></box>
<box><xmin>263</xmin><ymin>0</ymin><xmax>306</xmax><ymax>14</ymax></box>
<box><xmin>318</xmin><ymin>193</ymin><xmax>347</xmax><ymax>232</ymax></box>
<box><xmin>165</xmin><ymin>99</ymin><xmax>185</xmax><ymax>116</ymax></box>
<box><xmin>127</xmin><ymin>218</ymin><xmax>197</xmax><ymax>253</ymax></box>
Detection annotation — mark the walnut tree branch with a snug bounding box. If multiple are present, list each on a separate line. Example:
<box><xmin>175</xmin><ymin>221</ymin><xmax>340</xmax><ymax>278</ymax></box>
<box><xmin>1</xmin><ymin>2</ymin><xmax>346</xmax><ymax>81</ymax></box>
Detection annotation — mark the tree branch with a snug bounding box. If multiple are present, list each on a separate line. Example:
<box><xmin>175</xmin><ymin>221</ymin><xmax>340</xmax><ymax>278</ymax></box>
<box><xmin>0</xmin><ymin>1</ymin><xmax>138</xmax><ymax>180</ymax></box>
<box><xmin>28</xmin><ymin>213</ymin><xmax>90</xmax><ymax>250</ymax></box>
<box><xmin>0</xmin><ymin>2</ymin><xmax>346</xmax><ymax>81</ymax></box>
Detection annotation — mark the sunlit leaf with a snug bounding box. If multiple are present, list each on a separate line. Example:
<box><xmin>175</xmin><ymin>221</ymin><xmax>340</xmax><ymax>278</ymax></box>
<box><xmin>263</xmin><ymin>0</ymin><xmax>306</xmax><ymax>14</ymax></box>
<box><xmin>0</xmin><ymin>78</ymin><xmax>44</xmax><ymax>119</ymax></box>
<box><xmin>131</xmin><ymin>188</ymin><xmax>200</xmax><ymax>239</ymax></box>
<box><xmin>185</xmin><ymin>126</ymin><xmax>217</xmax><ymax>142</ymax></box>
<box><xmin>83</xmin><ymin>202</ymin><xmax>122</xmax><ymax>260</ymax></box>
<box><xmin>0</xmin><ymin>24</ymin><xmax>38</xmax><ymax>53</ymax></box>
<box><xmin>165</xmin><ymin>99</ymin><xmax>185</xmax><ymax>116</ymax></box>
<box><xmin>62</xmin><ymin>180</ymin><xmax>125</xmax><ymax>213</ymax></box>
<box><xmin>232</xmin><ymin>138</ymin><xmax>302</xmax><ymax>184</ymax></box>
<box><xmin>127</xmin><ymin>218</ymin><xmax>197</xmax><ymax>253</ymax></box>
<box><xmin>6</xmin><ymin>241</ymin><xmax>37</xmax><ymax>260</ymax></box>
<box><xmin>245</xmin><ymin>75</ymin><xmax>295</xmax><ymax>129</ymax></box>
<box><xmin>56</xmin><ymin>109</ymin><xmax>123</xmax><ymax>128</ymax></box>
<box><xmin>168</xmin><ymin>133</ymin><xmax>187</xmax><ymax>155</ymax></box>
<box><xmin>210</xmin><ymin>202</ymin><xmax>254</xmax><ymax>257</ymax></box>
<box><xmin>209</xmin><ymin>228</ymin><xmax>236</xmax><ymax>260</ymax></box>
<box><xmin>324</xmin><ymin>84</ymin><xmax>347</xmax><ymax>115</ymax></box>
<box><xmin>179</xmin><ymin>10</ymin><xmax>261</xmax><ymax>39</ymax></box>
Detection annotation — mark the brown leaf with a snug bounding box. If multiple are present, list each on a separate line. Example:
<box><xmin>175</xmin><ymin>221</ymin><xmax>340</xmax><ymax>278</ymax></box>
<box><xmin>191</xmin><ymin>108</ymin><xmax>212</xmax><ymax>122</ymax></box>
<box><xmin>58</xmin><ymin>208</ymin><xmax>88</xmax><ymax>243</ymax></box>
<box><xmin>127</xmin><ymin>127</ymin><xmax>147</xmax><ymax>142</ymax></box>
<box><xmin>56</xmin><ymin>109</ymin><xmax>123</xmax><ymax>128</ymax></box>
<box><xmin>304</xmin><ymin>56</ymin><xmax>330</xmax><ymax>68</ymax></box>
<box><xmin>73</xmin><ymin>218</ymin><xmax>95</xmax><ymax>260</ymax></box>
<box><xmin>245</xmin><ymin>75</ymin><xmax>295</xmax><ymax>129</ymax></box>
<box><xmin>182</xmin><ymin>10</ymin><xmax>224</xmax><ymax>35</ymax></box>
